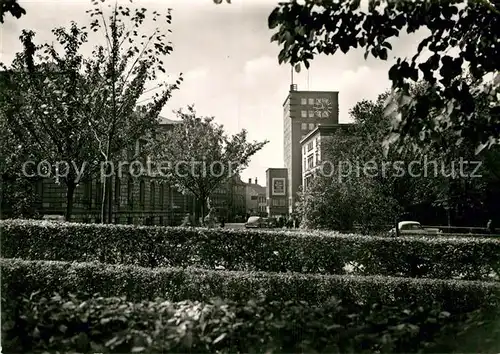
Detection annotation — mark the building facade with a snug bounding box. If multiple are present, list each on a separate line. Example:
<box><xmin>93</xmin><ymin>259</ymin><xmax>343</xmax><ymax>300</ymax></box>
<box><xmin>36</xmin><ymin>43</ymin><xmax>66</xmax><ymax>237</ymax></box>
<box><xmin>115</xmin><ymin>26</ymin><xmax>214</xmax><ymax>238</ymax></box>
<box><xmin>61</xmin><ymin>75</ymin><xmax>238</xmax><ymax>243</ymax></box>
<box><xmin>208</xmin><ymin>174</ymin><xmax>246</xmax><ymax>222</ymax></box>
<box><xmin>1</xmin><ymin>117</ymin><xmax>248</xmax><ymax>225</ymax></box>
<box><xmin>266</xmin><ymin>168</ymin><xmax>288</xmax><ymax>217</ymax></box>
<box><xmin>300</xmin><ymin>123</ymin><xmax>353</xmax><ymax>191</ymax></box>
<box><xmin>228</xmin><ymin>175</ymin><xmax>247</xmax><ymax>221</ymax></box>
<box><xmin>19</xmin><ymin>166</ymin><xmax>195</xmax><ymax>226</ymax></box>
<box><xmin>245</xmin><ymin>178</ymin><xmax>266</xmax><ymax>217</ymax></box>
<box><xmin>283</xmin><ymin>84</ymin><xmax>339</xmax><ymax>213</ymax></box>
<box><xmin>1</xmin><ymin>118</ymin><xmax>195</xmax><ymax>225</ymax></box>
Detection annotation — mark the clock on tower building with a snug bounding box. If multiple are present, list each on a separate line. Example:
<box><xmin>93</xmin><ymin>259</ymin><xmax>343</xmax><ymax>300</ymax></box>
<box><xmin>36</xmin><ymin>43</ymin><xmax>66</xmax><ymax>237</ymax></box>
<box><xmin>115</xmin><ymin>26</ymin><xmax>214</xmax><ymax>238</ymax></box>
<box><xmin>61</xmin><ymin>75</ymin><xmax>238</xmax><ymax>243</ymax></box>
<box><xmin>283</xmin><ymin>85</ymin><xmax>339</xmax><ymax>214</ymax></box>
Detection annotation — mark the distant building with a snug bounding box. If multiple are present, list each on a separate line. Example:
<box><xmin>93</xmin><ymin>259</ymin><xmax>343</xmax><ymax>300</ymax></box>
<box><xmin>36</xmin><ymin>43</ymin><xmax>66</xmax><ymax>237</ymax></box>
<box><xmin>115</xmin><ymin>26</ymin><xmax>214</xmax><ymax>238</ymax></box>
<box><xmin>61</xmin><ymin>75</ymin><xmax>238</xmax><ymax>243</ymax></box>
<box><xmin>227</xmin><ymin>175</ymin><xmax>247</xmax><ymax>221</ymax></box>
<box><xmin>210</xmin><ymin>183</ymin><xmax>229</xmax><ymax>213</ymax></box>
<box><xmin>2</xmin><ymin>111</ymin><xmax>255</xmax><ymax>225</ymax></box>
<box><xmin>1</xmin><ymin>117</ymin><xmax>193</xmax><ymax>226</ymax></box>
<box><xmin>210</xmin><ymin>174</ymin><xmax>246</xmax><ymax>222</ymax></box>
<box><xmin>283</xmin><ymin>84</ymin><xmax>339</xmax><ymax>214</ymax></box>
<box><xmin>266</xmin><ymin>168</ymin><xmax>288</xmax><ymax>217</ymax></box>
<box><xmin>245</xmin><ymin>177</ymin><xmax>266</xmax><ymax>216</ymax></box>
<box><xmin>300</xmin><ymin>123</ymin><xmax>353</xmax><ymax>191</ymax></box>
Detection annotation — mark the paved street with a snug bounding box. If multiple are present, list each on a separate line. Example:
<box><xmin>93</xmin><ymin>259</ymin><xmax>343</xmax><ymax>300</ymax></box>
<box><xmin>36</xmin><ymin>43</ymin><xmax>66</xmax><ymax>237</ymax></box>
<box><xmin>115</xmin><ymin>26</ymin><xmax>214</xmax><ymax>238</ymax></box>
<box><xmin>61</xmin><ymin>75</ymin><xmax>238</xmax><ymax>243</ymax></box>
<box><xmin>224</xmin><ymin>223</ymin><xmax>301</xmax><ymax>231</ymax></box>
<box><xmin>225</xmin><ymin>223</ymin><xmax>245</xmax><ymax>229</ymax></box>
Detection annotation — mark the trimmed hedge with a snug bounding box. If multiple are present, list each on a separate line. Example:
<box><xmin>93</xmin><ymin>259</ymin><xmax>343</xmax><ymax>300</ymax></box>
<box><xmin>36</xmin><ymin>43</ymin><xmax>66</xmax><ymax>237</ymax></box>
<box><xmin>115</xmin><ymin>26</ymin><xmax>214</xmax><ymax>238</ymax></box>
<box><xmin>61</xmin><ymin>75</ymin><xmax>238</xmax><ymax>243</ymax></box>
<box><xmin>3</xmin><ymin>291</ymin><xmax>482</xmax><ymax>353</ymax></box>
<box><xmin>2</xmin><ymin>258</ymin><xmax>499</xmax><ymax>314</ymax></box>
<box><xmin>0</xmin><ymin>220</ymin><xmax>500</xmax><ymax>280</ymax></box>
<box><xmin>2</xmin><ymin>219</ymin><xmax>500</xmax><ymax>280</ymax></box>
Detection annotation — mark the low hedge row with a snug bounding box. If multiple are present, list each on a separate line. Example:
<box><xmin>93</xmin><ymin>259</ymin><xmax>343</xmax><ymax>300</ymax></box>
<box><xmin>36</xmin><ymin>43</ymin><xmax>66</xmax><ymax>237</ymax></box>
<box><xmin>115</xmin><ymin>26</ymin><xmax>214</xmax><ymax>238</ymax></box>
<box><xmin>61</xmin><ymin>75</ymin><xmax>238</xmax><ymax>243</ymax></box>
<box><xmin>2</xmin><ymin>219</ymin><xmax>500</xmax><ymax>280</ymax></box>
<box><xmin>3</xmin><ymin>291</ymin><xmax>499</xmax><ymax>353</ymax></box>
<box><xmin>2</xmin><ymin>258</ymin><xmax>499</xmax><ymax>314</ymax></box>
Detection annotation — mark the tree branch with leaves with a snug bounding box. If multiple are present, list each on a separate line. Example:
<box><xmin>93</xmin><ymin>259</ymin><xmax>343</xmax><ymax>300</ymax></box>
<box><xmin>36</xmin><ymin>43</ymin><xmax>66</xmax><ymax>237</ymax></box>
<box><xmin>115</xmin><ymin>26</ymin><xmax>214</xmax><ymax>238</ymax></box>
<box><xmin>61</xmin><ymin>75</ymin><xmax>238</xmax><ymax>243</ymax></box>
<box><xmin>1</xmin><ymin>0</ymin><xmax>182</xmax><ymax>222</ymax></box>
<box><xmin>268</xmin><ymin>0</ymin><xmax>499</xmax><ymax>154</ymax></box>
<box><xmin>84</xmin><ymin>0</ymin><xmax>183</xmax><ymax>223</ymax></box>
<box><xmin>1</xmin><ymin>25</ymin><xmax>100</xmax><ymax>221</ymax></box>
<box><xmin>151</xmin><ymin>106</ymin><xmax>267</xmax><ymax>222</ymax></box>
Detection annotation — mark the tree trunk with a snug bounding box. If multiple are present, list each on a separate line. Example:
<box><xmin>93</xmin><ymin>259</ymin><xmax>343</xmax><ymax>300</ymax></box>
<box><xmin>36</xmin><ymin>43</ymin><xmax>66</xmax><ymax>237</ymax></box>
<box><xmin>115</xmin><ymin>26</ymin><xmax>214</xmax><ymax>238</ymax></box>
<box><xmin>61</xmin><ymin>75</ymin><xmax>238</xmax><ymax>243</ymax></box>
<box><xmin>65</xmin><ymin>181</ymin><xmax>76</xmax><ymax>222</ymax></box>
<box><xmin>197</xmin><ymin>195</ymin><xmax>208</xmax><ymax>226</ymax></box>
<box><xmin>107</xmin><ymin>175</ymin><xmax>113</xmax><ymax>223</ymax></box>
<box><xmin>101</xmin><ymin>140</ymin><xmax>112</xmax><ymax>224</ymax></box>
<box><xmin>100</xmin><ymin>175</ymin><xmax>106</xmax><ymax>223</ymax></box>
<box><xmin>169</xmin><ymin>185</ymin><xmax>174</xmax><ymax>225</ymax></box>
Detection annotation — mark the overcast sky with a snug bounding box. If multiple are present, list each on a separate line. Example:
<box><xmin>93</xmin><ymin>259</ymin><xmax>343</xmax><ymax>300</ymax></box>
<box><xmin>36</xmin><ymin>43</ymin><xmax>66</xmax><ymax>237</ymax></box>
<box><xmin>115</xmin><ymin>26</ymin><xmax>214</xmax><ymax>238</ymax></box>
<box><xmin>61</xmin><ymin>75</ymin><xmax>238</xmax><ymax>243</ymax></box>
<box><xmin>1</xmin><ymin>0</ymin><xmax>427</xmax><ymax>186</ymax></box>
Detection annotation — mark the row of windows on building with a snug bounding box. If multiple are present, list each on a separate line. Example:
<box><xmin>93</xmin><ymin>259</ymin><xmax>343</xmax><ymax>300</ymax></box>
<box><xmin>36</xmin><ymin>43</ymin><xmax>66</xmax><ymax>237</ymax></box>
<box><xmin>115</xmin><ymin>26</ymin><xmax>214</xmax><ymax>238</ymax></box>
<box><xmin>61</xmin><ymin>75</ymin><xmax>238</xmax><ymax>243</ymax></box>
<box><xmin>270</xmin><ymin>198</ymin><xmax>287</xmax><ymax>207</ymax></box>
<box><xmin>233</xmin><ymin>185</ymin><xmax>246</xmax><ymax>194</ymax></box>
<box><xmin>304</xmin><ymin>152</ymin><xmax>320</xmax><ymax>172</ymax></box>
<box><xmin>212</xmin><ymin>186</ymin><xmax>228</xmax><ymax>195</ymax></box>
<box><xmin>35</xmin><ymin>176</ymin><xmax>245</xmax><ymax>214</ymax></box>
<box><xmin>301</xmin><ymin>110</ymin><xmax>329</xmax><ymax>118</ymax></box>
<box><xmin>301</xmin><ymin>123</ymin><xmax>317</xmax><ymax>131</ymax></box>
<box><xmin>250</xmin><ymin>195</ymin><xmax>265</xmax><ymax>202</ymax></box>
<box><xmin>82</xmin><ymin>179</ymin><xmax>167</xmax><ymax>210</ymax></box>
<box><xmin>303</xmin><ymin>137</ymin><xmax>321</xmax><ymax>154</ymax></box>
<box><xmin>301</xmin><ymin>97</ymin><xmax>320</xmax><ymax>106</ymax></box>
<box><xmin>303</xmin><ymin>175</ymin><xmax>314</xmax><ymax>192</ymax></box>
<box><xmin>81</xmin><ymin>178</ymin><xmax>244</xmax><ymax>207</ymax></box>
<box><xmin>213</xmin><ymin>185</ymin><xmax>246</xmax><ymax>199</ymax></box>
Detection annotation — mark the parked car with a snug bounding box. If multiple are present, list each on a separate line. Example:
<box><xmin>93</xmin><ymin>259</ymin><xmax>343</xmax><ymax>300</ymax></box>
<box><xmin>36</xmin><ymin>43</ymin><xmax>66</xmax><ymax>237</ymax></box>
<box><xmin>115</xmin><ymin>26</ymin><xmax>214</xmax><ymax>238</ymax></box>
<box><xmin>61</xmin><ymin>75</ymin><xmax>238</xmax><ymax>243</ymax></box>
<box><xmin>265</xmin><ymin>217</ymin><xmax>278</xmax><ymax>228</ymax></box>
<box><xmin>245</xmin><ymin>216</ymin><xmax>266</xmax><ymax>228</ymax></box>
<box><xmin>389</xmin><ymin>221</ymin><xmax>440</xmax><ymax>236</ymax></box>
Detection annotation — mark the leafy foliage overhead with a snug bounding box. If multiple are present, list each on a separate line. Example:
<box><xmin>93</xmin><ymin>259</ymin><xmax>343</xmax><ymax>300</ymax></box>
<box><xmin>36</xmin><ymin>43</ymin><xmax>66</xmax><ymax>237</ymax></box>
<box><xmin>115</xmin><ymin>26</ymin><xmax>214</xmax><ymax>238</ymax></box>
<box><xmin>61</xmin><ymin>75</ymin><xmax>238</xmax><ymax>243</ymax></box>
<box><xmin>0</xmin><ymin>0</ymin><xmax>25</xmax><ymax>23</ymax></box>
<box><xmin>268</xmin><ymin>0</ymin><xmax>500</xmax><ymax>153</ymax></box>
<box><xmin>0</xmin><ymin>0</ymin><xmax>231</xmax><ymax>23</ymax></box>
<box><xmin>1</xmin><ymin>0</ymin><xmax>182</xmax><ymax>221</ymax></box>
<box><xmin>298</xmin><ymin>94</ymin><xmax>404</xmax><ymax>232</ymax></box>
<box><xmin>298</xmin><ymin>86</ymin><xmax>500</xmax><ymax>231</ymax></box>
<box><xmin>151</xmin><ymin>106</ymin><xmax>267</xmax><ymax>210</ymax></box>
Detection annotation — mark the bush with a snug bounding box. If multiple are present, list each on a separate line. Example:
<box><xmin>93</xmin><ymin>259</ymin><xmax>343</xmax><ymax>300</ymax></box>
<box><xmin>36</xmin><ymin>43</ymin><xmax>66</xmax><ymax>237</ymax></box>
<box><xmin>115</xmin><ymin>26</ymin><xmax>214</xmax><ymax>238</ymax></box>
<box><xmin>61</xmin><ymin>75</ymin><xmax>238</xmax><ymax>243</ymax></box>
<box><xmin>2</xmin><ymin>219</ymin><xmax>500</xmax><ymax>280</ymax></box>
<box><xmin>2</xmin><ymin>291</ymin><xmax>495</xmax><ymax>353</ymax></box>
<box><xmin>2</xmin><ymin>258</ymin><xmax>499</xmax><ymax>314</ymax></box>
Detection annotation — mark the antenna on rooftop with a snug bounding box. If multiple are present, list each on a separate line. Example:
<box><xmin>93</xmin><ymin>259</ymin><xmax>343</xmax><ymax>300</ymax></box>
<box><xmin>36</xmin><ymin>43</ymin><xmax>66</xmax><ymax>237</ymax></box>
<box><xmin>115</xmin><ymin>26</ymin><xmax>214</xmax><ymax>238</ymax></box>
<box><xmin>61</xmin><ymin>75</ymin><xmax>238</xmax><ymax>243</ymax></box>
<box><xmin>290</xmin><ymin>65</ymin><xmax>297</xmax><ymax>91</ymax></box>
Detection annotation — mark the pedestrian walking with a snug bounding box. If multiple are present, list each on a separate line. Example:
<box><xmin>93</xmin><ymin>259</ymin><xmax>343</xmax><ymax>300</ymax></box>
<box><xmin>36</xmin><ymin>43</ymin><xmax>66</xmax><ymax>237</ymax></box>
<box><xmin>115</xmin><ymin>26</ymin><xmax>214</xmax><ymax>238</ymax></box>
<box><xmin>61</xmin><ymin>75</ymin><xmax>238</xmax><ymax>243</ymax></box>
<box><xmin>220</xmin><ymin>216</ymin><xmax>225</xmax><ymax>228</ymax></box>
<box><xmin>181</xmin><ymin>213</ymin><xmax>193</xmax><ymax>227</ymax></box>
<box><xmin>487</xmin><ymin>219</ymin><xmax>495</xmax><ymax>234</ymax></box>
<box><xmin>204</xmin><ymin>208</ymin><xmax>216</xmax><ymax>228</ymax></box>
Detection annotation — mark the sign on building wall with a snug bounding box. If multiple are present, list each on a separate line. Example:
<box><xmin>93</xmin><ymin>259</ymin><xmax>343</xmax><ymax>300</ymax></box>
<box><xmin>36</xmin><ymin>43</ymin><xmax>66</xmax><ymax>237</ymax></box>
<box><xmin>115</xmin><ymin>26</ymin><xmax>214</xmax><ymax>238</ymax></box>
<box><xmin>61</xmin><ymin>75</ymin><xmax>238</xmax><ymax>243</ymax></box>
<box><xmin>271</xmin><ymin>178</ymin><xmax>286</xmax><ymax>196</ymax></box>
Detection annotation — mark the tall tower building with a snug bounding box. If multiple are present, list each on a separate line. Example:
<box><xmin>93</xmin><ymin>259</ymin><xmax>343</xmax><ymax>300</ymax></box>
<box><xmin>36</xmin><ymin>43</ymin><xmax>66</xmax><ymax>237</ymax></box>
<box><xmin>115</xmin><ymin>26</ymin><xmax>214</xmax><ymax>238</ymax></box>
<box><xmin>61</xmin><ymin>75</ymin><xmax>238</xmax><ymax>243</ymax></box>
<box><xmin>283</xmin><ymin>84</ymin><xmax>339</xmax><ymax>214</ymax></box>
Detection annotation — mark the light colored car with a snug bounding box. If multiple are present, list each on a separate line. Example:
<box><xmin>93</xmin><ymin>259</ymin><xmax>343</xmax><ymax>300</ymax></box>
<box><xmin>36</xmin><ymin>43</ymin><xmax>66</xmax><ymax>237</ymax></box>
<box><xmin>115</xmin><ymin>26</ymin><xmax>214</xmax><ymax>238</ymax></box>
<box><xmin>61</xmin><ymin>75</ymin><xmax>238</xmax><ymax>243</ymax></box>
<box><xmin>389</xmin><ymin>221</ymin><xmax>440</xmax><ymax>236</ymax></box>
<box><xmin>245</xmin><ymin>216</ymin><xmax>266</xmax><ymax>228</ymax></box>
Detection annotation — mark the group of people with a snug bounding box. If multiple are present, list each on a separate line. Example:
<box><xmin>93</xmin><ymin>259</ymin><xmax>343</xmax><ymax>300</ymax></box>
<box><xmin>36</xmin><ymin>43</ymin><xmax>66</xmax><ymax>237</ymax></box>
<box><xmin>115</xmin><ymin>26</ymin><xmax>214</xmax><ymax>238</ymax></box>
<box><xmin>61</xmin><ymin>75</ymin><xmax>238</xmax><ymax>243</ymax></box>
<box><xmin>277</xmin><ymin>215</ymin><xmax>300</xmax><ymax>229</ymax></box>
